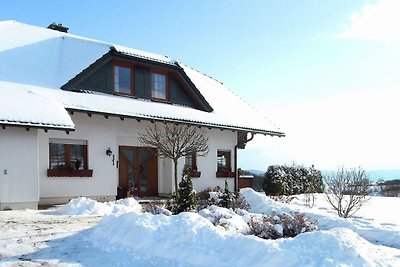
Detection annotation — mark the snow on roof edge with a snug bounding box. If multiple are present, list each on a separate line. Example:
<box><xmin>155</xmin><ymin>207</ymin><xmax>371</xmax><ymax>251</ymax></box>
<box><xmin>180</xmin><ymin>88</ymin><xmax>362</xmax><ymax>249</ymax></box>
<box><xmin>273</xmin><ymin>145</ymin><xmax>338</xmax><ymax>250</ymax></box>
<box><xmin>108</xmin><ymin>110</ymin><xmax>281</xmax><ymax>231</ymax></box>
<box><xmin>0</xmin><ymin>120</ymin><xmax>75</xmax><ymax>131</ymax></box>
<box><xmin>64</xmin><ymin>106</ymin><xmax>284</xmax><ymax>136</ymax></box>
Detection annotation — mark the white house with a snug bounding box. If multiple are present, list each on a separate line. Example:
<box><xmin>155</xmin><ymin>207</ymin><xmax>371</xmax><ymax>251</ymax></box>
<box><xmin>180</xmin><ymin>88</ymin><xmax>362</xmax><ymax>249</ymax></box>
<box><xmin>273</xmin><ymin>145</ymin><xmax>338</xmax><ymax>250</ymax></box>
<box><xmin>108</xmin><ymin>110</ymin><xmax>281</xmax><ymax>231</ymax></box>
<box><xmin>0</xmin><ymin>21</ymin><xmax>284</xmax><ymax>210</ymax></box>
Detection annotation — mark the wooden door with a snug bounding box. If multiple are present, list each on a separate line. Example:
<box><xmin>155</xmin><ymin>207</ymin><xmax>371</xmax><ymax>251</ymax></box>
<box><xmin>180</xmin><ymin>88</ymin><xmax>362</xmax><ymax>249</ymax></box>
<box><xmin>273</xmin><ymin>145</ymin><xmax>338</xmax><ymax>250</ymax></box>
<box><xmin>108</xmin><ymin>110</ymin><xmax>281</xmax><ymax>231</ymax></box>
<box><xmin>118</xmin><ymin>146</ymin><xmax>158</xmax><ymax>198</ymax></box>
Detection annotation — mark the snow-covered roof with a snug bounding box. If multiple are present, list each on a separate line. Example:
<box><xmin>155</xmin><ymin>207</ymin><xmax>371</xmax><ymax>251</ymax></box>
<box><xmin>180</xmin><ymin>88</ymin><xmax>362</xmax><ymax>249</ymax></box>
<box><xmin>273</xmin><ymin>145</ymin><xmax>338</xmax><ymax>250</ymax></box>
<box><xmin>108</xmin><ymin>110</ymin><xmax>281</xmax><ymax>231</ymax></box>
<box><xmin>0</xmin><ymin>20</ymin><xmax>284</xmax><ymax>135</ymax></box>
<box><xmin>0</xmin><ymin>81</ymin><xmax>74</xmax><ymax>130</ymax></box>
<box><xmin>112</xmin><ymin>44</ymin><xmax>176</xmax><ymax>66</ymax></box>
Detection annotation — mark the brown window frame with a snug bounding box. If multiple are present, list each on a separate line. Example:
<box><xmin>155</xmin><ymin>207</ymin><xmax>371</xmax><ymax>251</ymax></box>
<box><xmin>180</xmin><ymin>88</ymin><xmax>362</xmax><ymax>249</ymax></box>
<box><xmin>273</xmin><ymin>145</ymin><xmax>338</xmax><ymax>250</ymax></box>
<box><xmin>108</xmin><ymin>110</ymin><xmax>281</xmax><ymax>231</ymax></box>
<box><xmin>112</xmin><ymin>61</ymin><xmax>134</xmax><ymax>96</ymax></box>
<box><xmin>112</xmin><ymin>60</ymin><xmax>171</xmax><ymax>101</ymax></box>
<box><xmin>216</xmin><ymin>150</ymin><xmax>234</xmax><ymax>178</ymax></box>
<box><xmin>184</xmin><ymin>152</ymin><xmax>201</xmax><ymax>178</ymax></box>
<box><xmin>47</xmin><ymin>139</ymin><xmax>93</xmax><ymax>177</ymax></box>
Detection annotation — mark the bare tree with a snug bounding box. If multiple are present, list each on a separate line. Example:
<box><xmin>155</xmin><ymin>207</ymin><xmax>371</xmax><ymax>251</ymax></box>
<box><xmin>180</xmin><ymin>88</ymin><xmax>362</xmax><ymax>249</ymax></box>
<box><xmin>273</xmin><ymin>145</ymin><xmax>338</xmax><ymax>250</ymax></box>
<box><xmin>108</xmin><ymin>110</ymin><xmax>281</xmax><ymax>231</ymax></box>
<box><xmin>138</xmin><ymin>123</ymin><xmax>209</xmax><ymax>196</ymax></box>
<box><xmin>324</xmin><ymin>167</ymin><xmax>371</xmax><ymax>218</ymax></box>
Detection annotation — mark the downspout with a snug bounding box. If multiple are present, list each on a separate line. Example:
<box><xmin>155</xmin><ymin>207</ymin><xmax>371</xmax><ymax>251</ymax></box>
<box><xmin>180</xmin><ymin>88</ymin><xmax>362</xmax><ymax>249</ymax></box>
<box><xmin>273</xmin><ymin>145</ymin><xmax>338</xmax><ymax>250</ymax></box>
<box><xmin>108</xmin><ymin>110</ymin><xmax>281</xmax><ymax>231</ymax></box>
<box><xmin>234</xmin><ymin>132</ymin><xmax>255</xmax><ymax>192</ymax></box>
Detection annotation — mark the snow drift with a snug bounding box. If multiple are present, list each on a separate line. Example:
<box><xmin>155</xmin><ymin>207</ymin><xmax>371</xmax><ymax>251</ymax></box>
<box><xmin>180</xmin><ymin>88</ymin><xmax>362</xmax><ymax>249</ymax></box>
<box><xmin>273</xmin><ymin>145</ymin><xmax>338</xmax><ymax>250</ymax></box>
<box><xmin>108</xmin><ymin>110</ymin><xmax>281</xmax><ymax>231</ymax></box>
<box><xmin>88</xmin><ymin>211</ymin><xmax>397</xmax><ymax>267</ymax></box>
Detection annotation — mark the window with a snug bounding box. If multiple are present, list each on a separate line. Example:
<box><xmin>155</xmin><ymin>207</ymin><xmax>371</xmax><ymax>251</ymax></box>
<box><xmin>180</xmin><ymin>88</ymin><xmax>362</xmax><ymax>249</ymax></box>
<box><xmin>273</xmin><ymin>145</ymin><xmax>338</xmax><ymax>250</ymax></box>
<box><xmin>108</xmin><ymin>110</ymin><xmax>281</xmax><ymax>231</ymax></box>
<box><xmin>217</xmin><ymin>150</ymin><xmax>234</xmax><ymax>177</ymax></box>
<box><xmin>114</xmin><ymin>65</ymin><xmax>131</xmax><ymax>94</ymax></box>
<box><xmin>48</xmin><ymin>139</ymin><xmax>92</xmax><ymax>177</ymax></box>
<box><xmin>217</xmin><ymin>150</ymin><xmax>231</xmax><ymax>172</ymax></box>
<box><xmin>151</xmin><ymin>72</ymin><xmax>167</xmax><ymax>99</ymax></box>
<box><xmin>184</xmin><ymin>152</ymin><xmax>201</xmax><ymax>177</ymax></box>
<box><xmin>185</xmin><ymin>152</ymin><xmax>197</xmax><ymax>170</ymax></box>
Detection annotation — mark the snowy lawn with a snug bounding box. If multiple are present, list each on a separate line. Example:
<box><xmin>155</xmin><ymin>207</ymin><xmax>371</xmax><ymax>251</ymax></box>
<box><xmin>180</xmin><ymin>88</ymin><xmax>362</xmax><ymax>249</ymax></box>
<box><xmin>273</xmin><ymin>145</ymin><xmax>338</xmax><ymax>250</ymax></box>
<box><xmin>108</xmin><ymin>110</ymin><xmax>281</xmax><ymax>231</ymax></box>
<box><xmin>0</xmin><ymin>190</ymin><xmax>399</xmax><ymax>266</ymax></box>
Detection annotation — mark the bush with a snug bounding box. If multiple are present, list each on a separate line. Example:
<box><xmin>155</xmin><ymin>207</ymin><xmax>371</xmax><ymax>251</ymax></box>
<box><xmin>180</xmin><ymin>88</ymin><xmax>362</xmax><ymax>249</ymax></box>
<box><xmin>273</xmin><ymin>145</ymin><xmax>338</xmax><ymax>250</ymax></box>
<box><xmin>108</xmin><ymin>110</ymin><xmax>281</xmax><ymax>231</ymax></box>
<box><xmin>324</xmin><ymin>167</ymin><xmax>371</xmax><ymax>218</ymax></box>
<box><xmin>248</xmin><ymin>212</ymin><xmax>318</xmax><ymax>239</ymax></box>
<box><xmin>263</xmin><ymin>165</ymin><xmax>324</xmax><ymax>196</ymax></box>
<box><xmin>166</xmin><ymin>169</ymin><xmax>196</xmax><ymax>214</ymax></box>
<box><xmin>195</xmin><ymin>183</ymin><xmax>250</xmax><ymax>211</ymax></box>
<box><xmin>220</xmin><ymin>180</ymin><xmax>234</xmax><ymax>208</ymax></box>
<box><xmin>144</xmin><ymin>202</ymin><xmax>172</xmax><ymax>216</ymax></box>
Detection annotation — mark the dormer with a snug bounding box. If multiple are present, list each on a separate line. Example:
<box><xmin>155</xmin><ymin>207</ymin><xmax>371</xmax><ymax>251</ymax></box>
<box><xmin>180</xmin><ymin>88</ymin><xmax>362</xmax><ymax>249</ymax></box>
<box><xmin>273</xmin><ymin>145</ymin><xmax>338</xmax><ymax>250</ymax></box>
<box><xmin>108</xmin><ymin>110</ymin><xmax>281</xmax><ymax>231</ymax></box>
<box><xmin>62</xmin><ymin>47</ymin><xmax>213</xmax><ymax>112</ymax></box>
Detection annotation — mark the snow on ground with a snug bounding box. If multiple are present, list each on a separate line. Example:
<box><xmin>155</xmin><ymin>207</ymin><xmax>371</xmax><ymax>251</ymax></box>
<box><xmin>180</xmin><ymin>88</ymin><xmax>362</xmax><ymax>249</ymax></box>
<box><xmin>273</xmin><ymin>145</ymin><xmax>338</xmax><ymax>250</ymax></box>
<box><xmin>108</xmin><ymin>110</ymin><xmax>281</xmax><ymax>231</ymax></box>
<box><xmin>53</xmin><ymin>196</ymin><xmax>142</xmax><ymax>216</ymax></box>
<box><xmin>0</xmin><ymin>190</ymin><xmax>399</xmax><ymax>266</ymax></box>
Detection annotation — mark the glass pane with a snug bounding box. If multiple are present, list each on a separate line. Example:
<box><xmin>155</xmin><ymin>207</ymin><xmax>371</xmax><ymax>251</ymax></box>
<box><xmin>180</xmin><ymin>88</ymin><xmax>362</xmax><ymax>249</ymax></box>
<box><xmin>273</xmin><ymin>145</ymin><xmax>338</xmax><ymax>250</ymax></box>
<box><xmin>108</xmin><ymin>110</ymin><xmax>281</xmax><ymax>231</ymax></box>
<box><xmin>114</xmin><ymin>66</ymin><xmax>131</xmax><ymax>94</ymax></box>
<box><xmin>49</xmin><ymin>143</ymin><xmax>66</xmax><ymax>169</ymax></box>
<box><xmin>70</xmin><ymin>144</ymin><xmax>85</xmax><ymax>170</ymax></box>
<box><xmin>123</xmin><ymin>149</ymin><xmax>136</xmax><ymax>191</ymax></box>
<box><xmin>151</xmin><ymin>73</ymin><xmax>166</xmax><ymax>99</ymax></box>
<box><xmin>139</xmin><ymin>150</ymin><xmax>150</xmax><ymax>192</ymax></box>
<box><xmin>185</xmin><ymin>154</ymin><xmax>193</xmax><ymax>168</ymax></box>
<box><xmin>217</xmin><ymin>151</ymin><xmax>229</xmax><ymax>171</ymax></box>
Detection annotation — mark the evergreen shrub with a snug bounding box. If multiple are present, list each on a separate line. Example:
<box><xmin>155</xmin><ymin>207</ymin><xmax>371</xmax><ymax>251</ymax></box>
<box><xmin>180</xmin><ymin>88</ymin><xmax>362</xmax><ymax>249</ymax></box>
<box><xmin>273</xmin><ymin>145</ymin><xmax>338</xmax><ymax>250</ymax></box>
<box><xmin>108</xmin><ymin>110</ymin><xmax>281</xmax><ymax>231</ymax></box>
<box><xmin>263</xmin><ymin>165</ymin><xmax>324</xmax><ymax>196</ymax></box>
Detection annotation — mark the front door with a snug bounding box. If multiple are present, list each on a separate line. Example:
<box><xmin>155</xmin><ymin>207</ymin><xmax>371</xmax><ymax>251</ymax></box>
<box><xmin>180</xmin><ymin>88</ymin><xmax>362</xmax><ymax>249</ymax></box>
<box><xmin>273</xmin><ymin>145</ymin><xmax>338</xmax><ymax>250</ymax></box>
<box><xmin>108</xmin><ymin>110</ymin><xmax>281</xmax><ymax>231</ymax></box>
<box><xmin>118</xmin><ymin>146</ymin><xmax>158</xmax><ymax>198</ymax></box>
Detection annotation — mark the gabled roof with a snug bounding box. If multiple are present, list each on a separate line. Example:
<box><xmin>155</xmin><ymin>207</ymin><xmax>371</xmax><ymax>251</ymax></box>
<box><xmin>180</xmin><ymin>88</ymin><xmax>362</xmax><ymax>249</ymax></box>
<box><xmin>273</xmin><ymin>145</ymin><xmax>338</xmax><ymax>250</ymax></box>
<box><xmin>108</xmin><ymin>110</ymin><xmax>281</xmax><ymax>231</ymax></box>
<box><xmin>0</xmin><ymin>20</ymin><xmax>284</xmax><ymax>136</ymax></box>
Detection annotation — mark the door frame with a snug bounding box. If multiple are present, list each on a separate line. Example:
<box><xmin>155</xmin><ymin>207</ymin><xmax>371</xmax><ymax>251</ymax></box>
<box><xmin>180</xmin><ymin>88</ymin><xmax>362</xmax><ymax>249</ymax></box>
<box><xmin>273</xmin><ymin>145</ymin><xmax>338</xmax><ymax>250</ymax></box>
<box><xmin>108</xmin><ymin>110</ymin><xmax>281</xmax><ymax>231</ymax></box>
<box><xmin>118</xmin><ymin>146</ymin><xmax>158</xmax><ymax>198</ymax></box>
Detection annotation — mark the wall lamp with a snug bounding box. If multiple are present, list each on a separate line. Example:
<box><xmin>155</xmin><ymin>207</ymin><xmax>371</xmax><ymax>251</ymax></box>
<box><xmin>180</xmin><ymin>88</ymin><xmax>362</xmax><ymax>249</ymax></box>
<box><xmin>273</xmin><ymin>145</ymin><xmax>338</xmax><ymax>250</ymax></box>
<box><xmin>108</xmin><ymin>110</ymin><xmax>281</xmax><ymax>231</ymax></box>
<box><xmin>106</xmin><ymin>147</ymin><xmax>113</xmax><ymax>157</ymax></box>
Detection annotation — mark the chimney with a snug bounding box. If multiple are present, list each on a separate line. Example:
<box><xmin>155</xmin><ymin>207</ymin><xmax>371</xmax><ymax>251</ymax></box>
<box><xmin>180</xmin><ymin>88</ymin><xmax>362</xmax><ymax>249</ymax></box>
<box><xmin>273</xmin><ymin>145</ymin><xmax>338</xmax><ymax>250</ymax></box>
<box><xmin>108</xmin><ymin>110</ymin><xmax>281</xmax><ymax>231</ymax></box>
<box><xmin>47</xmin><ymin>22</ymin><xmax>69</xmax><ymax>33</ymax></box>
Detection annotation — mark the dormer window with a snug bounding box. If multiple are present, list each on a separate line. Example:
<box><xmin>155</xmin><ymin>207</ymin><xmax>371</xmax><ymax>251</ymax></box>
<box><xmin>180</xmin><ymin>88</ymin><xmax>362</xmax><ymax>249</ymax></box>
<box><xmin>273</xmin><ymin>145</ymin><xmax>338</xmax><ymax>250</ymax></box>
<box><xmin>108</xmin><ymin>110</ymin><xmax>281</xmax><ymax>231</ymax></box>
<box><xmin>114</xmin><ymin>65</ymin><xmax>132</xmax><ymax>94</ymax></box>
<box><xmin>151</xmin><ymin>72</ymin><xmax>167</xmax><ymax>100</ymax></box>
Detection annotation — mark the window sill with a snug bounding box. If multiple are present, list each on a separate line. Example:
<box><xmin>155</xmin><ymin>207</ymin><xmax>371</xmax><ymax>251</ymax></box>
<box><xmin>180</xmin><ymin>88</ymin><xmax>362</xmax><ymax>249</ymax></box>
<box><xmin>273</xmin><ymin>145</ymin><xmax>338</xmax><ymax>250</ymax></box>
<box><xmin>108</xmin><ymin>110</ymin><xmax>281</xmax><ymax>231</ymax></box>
<box><xmin>216</xmin><ymin>171</ymin><xmax>235</xmax><ymax>178</ymax></box>
<box><xmin>47</xmin><ymin>169</ymin><xmax>93</xmax><ymax>177</ymax></box>
<box><xmin>151</xmin><ymin>98</ymin><xmax>170</xmax><ymax>104</ymax></box>
<box><xmin>190</xmin><ymin>171</ymin><xmax>201</xmax><ymax>178</ymax></box>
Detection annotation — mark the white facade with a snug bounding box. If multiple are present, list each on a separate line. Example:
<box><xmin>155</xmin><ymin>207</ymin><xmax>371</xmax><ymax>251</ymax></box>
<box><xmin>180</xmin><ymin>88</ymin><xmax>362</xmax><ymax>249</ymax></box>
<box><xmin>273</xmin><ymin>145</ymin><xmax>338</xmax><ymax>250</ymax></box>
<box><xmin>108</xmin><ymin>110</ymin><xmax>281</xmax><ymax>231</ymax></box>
<box><xmin>0</xmin><ymin>128</ymin><xmax>39</xmax><ymax>210</ymax></box>
<box><xmin>8</xmin><ymin>112</ymin><xmax>235</xmax><ymax>207</ymax></box>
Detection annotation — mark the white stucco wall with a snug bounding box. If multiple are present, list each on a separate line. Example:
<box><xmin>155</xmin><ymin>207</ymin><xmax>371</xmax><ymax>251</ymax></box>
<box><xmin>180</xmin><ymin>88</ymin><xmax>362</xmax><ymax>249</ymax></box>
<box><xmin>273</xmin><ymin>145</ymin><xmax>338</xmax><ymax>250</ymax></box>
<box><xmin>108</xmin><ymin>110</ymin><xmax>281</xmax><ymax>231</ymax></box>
<box><xmin>39</xmin><ymin>114</ymin><xmax>119</xmax><ymax>203</ymax></box>
<box><xmin>0</xmin><ymin>128</ymin><xmax>39</xmax><ymax>210</ymax></box>
<box><xmin>38</xmin><ymin>113</ymin><xmax>237</xmax><ymax>204</ymax></box>
<box><xmin>182</xmin><ymin>128</ymin><xmax>236</xmax><ymax>192</ymax></box>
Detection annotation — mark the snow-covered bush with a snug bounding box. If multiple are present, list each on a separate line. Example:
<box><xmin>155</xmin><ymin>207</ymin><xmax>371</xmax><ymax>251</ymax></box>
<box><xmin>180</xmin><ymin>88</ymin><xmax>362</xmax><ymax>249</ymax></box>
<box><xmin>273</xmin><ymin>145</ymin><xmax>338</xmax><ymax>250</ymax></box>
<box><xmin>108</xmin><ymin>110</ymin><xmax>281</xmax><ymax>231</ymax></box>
<box><xmin>248</xmin><ymin>212</ymin><xmax>318</xmax><ymax>239</ymax></box>
<box><xmin>263</xmin><ymin>165</ymin><xmax>324</xmax><ymax>196</ymax></box>
<box><xmin>199</xmin><ymin>205</ymin><xmax>250</xmax><ymax>233</ymax></box>
<box><xmin>195</xmin><ymin>184</ymin><xmax>250</xmax><ymax>211</ymax></box>
<box><xmin>144</xmin><ymin>202</ymin><xmax>172</xmax><ymax>216</ymax></box>
<box><xmin>220</xmin><ymin>180</ymin><xmax>234</xmax><ymax>208</ymax></box>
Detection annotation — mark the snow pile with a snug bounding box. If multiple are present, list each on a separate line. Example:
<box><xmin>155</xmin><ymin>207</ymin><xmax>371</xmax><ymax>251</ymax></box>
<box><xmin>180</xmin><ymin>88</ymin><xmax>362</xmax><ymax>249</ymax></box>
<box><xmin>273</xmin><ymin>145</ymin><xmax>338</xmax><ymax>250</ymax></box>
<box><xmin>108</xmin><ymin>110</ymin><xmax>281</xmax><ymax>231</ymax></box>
<box><xmin>198</xmin><ymin>205</ymin><xmax>250</xmax><ymax>233</ymax></box>
<box><xmin>240</xmin><ymin>187</ymin><xmax>294</xmax><ymax>214</ymax></box>
<box><xmin>242</xmin><ymin>188</ymin><xmax>400</xmax><ymax>249</ymax></box>
<box><xmin>88</xmin><ymin>211</ymin><xmax>398</xmax><ymax>266</ymax></box>
<box><xmin>55</xmin><ymin>197</ymin><xmax>142</xmax><ymax>216</ymax></box>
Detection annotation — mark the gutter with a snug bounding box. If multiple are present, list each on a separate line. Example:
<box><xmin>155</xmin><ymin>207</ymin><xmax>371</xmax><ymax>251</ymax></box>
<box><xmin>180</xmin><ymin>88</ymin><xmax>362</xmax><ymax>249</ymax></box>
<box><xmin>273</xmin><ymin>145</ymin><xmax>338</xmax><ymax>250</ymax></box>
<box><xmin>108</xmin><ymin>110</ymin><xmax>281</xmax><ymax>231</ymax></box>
<box><xmin>234</xmin><ymin>132</ymin><xmax>255</xmax><ymax>192</ymax></box>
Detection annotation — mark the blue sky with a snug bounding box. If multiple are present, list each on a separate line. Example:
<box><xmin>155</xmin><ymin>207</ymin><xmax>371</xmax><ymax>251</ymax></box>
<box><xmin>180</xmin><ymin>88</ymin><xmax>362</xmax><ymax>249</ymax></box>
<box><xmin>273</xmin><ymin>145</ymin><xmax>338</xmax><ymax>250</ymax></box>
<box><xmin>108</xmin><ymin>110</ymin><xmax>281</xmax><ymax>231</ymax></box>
<box><xmin>1</xmin><ymin>0</ymin><xmax>399</xmax><ymax>171</ymax></box>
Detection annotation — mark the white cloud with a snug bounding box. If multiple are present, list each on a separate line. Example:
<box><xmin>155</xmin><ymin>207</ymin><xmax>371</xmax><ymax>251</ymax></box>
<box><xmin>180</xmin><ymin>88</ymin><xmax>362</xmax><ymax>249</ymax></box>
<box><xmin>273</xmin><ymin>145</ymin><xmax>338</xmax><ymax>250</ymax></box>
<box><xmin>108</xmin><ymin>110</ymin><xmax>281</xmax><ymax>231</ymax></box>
<box><xmin>339</xmin><ymin>0</ymin><xmax>400</xmax><ymax>43</ymax></box>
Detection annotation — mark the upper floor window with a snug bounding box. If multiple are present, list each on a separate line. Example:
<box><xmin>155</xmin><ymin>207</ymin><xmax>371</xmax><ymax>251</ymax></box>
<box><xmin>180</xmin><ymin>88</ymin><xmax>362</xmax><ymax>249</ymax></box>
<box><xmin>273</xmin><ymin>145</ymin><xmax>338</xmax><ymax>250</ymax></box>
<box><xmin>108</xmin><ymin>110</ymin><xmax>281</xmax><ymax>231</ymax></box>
<box><xmin>114</xmin><ymin>65</ymin><xmax>131</xmax><ymax>94</ymax></box>
<box><xmin>151</xmin><ymin>72</ymin><xmax>167</xmax><ymax>99</ymax></box>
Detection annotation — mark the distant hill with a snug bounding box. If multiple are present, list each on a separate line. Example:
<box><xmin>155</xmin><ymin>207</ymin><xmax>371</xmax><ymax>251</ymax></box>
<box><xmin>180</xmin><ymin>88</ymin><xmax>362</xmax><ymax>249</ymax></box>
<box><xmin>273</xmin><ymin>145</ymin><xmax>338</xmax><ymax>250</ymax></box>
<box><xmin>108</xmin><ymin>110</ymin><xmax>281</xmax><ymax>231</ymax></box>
<box><xmin>320</xmin><ymin>169</ymin><xmax>400</xmax><ymax>182</ymax></box>
<box><xmin>367</xmin><ymin>170</ymin><xmax>400</xmax><ymax>182</ymax></box>
<box><xmin>245</xmin><ymin>169</ymin><xmax>265</xmax><ymax>176</ymax></box>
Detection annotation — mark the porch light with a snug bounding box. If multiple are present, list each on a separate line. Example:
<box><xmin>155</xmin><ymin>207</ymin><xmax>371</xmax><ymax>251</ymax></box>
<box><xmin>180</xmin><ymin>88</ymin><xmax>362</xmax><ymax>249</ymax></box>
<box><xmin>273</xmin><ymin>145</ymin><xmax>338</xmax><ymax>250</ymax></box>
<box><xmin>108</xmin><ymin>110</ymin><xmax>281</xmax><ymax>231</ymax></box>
<box><xmin>106</xmin><ymin>148</ymin><xmax>113</xmax><ymax>157</ymax></box>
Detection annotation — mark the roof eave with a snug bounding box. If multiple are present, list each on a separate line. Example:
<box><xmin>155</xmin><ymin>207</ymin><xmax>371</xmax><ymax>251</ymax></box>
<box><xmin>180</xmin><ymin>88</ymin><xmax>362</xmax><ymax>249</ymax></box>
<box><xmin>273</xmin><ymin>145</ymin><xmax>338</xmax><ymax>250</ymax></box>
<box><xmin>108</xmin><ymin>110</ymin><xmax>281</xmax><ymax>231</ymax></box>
<box><xmin>65</xmin><ymin>108</ymin><xmax>284</xmax><ymax>137</ymax></box>
<box><xmin>0</xmin><ymin>121</ymin><xmax>75</xmax><ymax>132</ymax></box>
